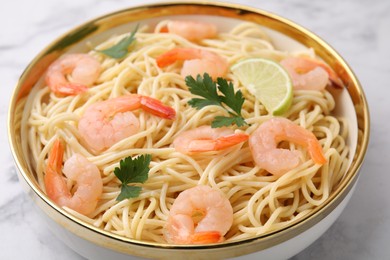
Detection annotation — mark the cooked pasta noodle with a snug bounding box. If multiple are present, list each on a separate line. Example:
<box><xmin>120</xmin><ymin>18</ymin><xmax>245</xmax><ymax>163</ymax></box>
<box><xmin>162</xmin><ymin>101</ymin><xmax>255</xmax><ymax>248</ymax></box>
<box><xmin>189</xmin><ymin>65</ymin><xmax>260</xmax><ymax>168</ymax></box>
<box><xmin>23</xmin><ymin>21</ymin><xmax>349</xmax><ymax>243</ymax></box>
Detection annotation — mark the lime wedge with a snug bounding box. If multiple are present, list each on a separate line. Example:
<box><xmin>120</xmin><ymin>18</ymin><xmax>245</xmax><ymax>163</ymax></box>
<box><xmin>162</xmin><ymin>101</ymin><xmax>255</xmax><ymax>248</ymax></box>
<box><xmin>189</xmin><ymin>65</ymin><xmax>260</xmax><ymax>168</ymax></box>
<box><xmin>231</xmin><ymin>58</ymin><xmax>293</xmax><ymax>115</ymax></box>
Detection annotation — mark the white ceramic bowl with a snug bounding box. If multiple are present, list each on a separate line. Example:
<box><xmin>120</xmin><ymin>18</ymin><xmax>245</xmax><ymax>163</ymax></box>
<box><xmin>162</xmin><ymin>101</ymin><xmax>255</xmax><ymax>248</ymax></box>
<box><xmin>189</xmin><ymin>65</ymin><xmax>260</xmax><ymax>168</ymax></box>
<box><xmin>8</xmin><ymin>1</ymin><xmax>370</xmax><ymax>259</ymax></box>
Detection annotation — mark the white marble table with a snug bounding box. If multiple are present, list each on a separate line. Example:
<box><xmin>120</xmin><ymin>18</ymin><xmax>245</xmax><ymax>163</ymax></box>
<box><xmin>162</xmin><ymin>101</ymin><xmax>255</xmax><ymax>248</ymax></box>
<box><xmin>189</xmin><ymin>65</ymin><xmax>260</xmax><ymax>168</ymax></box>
<box><xmin>1</xmin><ymin>0</ymin><xmax>388</xmax><ymax>259</ymax></box>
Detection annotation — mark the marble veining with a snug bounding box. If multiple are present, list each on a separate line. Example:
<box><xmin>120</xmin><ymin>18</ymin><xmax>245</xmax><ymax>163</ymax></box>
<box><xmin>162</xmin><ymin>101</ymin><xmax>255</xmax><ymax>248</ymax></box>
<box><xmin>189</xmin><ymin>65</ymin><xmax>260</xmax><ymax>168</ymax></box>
<box><xmin>1</xmin><ymin>0</ymin><xmax>389</xmax><ymax>259</ymax></box>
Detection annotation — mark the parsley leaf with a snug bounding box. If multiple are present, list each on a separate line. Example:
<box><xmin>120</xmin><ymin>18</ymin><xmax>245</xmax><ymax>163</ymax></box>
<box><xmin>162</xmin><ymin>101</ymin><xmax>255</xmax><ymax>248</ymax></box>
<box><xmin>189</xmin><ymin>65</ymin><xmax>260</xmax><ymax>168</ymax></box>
<box><xmin>116</xmin><ymin>186</ymin><xmax>142</xmax><ymax>202</ymax></box>
<box><xmin>114</xmin><ymin>154</ymin><xmax>151</xmax><ymax>201</ymax></box>
<box><xmin>187</xmin><ymin>98</ymin><xmax>220</xmax><ymax>109</ymax></box>
<box><xmin>217</xmin><ymin>78</ymin><xmax>245</xmax><ymax>116</ymax></box>
<box><xmin>186</xmin><ymin>73</ymin><xmax>247</xmax><ymax>127</ymax></box>
<box><xmin>98</xmin><ymin>24</ymin><xmax>139</xmax><ymax>59</ymax></box>
<box><xmin>186</xmin><ymin>74</ymin><xmax>221</xmax><ymax>108</ymax></box>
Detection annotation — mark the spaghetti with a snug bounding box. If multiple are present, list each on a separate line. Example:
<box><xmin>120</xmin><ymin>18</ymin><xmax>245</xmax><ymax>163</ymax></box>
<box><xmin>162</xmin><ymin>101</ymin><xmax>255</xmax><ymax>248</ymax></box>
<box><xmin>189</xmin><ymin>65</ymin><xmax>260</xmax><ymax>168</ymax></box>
<box><xmin>23</xmin><ymin>20</ymin><xmax>349</xmax><ymax>244</ymax></box>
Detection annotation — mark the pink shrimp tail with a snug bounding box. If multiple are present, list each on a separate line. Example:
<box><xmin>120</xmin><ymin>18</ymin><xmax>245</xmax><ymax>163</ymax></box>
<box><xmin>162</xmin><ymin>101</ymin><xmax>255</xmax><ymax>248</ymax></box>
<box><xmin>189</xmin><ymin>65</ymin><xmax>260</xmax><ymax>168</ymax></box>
<box><xmin>44</xmin><ymin>139</ymin><xmax>71</xmax><ymax>202</ymax></box>
<box><xmin>159</xmin><ymin>25</ymin><xmax>169</xmax><ymax>33</ymax></box>
<box><xmin>47</xmin><ymin>139</ymin><xmax>64</xmax><ymax>173</ymax></box>
<box><xmin>188</xmin><ymin>133</ymin><xmax>249</xmax><ymax>152</ymax></box>
<box><xmin>308</xmin><ymin>139</ymin><xmax>327</xmax><ymax>164</ymax></box>
<box><xmin>139</xmin><ymin>95</ymin><xmax>176</xmax><ymax>119</ymax></box>
<box><xmin>190</xmin><ymin>231</ymin><xmax>222</xmax><ymax>244</ymax></box>
<box><xmin>215</xmin><ymin>133</ymin><xmax>249</xmax><ymax>149</ymax></box>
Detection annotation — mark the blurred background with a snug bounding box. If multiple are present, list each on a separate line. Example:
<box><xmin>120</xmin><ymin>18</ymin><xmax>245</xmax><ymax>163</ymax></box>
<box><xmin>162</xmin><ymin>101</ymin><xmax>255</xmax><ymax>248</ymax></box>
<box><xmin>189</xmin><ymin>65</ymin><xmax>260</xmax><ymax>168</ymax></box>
<box><xmin>1</xmin><ymin>0</ymin><xmax>389</xmax><ymax>259</ymax></box>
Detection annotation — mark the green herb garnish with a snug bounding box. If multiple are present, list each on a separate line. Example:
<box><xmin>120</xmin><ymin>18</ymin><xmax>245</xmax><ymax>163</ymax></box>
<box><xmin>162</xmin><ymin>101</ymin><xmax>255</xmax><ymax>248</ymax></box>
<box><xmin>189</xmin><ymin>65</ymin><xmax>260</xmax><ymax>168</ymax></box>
<box><xmin>186</xmin><ymin>73</ymin><xmax>247</xmax><ymax>128</ymax></box>
<box><xmin>114</xmin><ymin>154</ymin><xmax>151</xmax><ymax>201</ymax></box>
<box><xmin>98</xmin><ymin>24</ymin><xmax>139</xmax><ymax>59</ymax></box>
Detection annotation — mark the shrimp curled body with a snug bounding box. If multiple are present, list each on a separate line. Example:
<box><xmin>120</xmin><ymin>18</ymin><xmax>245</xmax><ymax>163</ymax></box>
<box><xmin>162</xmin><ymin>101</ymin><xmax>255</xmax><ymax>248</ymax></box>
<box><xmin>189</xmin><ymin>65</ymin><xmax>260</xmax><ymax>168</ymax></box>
<box><xmin>78</xmin><ymin>94</ymin><xmax>176</xmax><ymax>152</ymax></box>
<box><xmin>44</xmin><ymin>139</ymin><xmax>103</xmax><ymax>216</ymax></box>
<box><xmin>280</xmin><ymin>56</ymin><xmax>343</xmax><ymax>90</ymax></box>
<box><xmin>173</xmin><ymin>126</ymin><xmax>249</xmax><ymax>154</ymax></box>
<box><xmin>156</xmin><ymin>48</ymin><xmax>228</xmax><ymax>79</ymax></box>
<box><xmin>161</xmin><ymin>20</ymin><xmax>217</xmax><ymax>41</ymax></box>
<box><xmin>164</xmin><ymin>185</ymin><xmax>233</xmax><ymax>244</ymax></box>
<box><xmin>45</xmin><ymin>54</ymin><xmax>101</xmax><ymax>95</ymax></box>
<box><xmin>249</xmin><ymin>118</ymin><xmax>326</xmax><ymax>176</ymax></box>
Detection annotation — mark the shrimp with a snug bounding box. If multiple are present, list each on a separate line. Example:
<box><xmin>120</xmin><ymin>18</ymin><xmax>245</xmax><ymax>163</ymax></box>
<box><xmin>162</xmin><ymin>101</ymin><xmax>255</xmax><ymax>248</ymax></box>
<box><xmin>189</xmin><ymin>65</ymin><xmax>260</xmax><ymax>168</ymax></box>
<box><xmin>160</xmin><ymin>20</ymin><xmax>217</xmax><ymax>41</ymax></box>
<box><xmin>280</xmin><ymin>56</ymin><xmax>343</xmax><ymax>90</ymax></box>
<box><xmin>45</xmin><ymin>53</ymin><xmax>101</xmax><ymax>95</ymax></box>
<box><xmin>249</xmin><ymin>118</ymin><xmax>326</xmax><ymax>176</ymax></box>
<box><xmin>164</xmin><ymin>185</ymin><xmax>233</xmax><ymax>244</ymax></box>
<box><xmin>78</xmin><ymin>94</ymin><xmax>176</xmax><ymax>152</ymax></box>
<box><xmin>172</xmin><ymin>125</ymin><xmax>249</xmax><ymax>154</ymax></box>
<box><xmin>156</xmin><ymin>48</ymin><xmax>228</xmax><ymax>79</ymax></box>
<box><xmin>44</xmin><ymin>139</ymin><xmax>103</xmax><ymax>216</ymax></box>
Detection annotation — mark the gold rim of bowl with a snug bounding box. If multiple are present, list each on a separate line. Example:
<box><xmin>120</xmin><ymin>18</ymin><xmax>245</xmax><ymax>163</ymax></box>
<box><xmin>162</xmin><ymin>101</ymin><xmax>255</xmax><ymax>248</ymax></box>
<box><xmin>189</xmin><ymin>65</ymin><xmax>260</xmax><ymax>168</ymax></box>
<box><xmin>7</xmin><ymin>1</ymin><xmax>370</xmax><ymax>258</ymax></box>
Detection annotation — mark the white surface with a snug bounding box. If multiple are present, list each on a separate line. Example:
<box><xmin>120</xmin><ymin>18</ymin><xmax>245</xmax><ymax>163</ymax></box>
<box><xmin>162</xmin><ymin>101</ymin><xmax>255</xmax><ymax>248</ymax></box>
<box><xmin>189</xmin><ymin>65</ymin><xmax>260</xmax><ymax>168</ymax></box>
<box><xmin>1</xmin><ymin>0</ymin><xmax>387</xmax><ymax>259</ymax></box>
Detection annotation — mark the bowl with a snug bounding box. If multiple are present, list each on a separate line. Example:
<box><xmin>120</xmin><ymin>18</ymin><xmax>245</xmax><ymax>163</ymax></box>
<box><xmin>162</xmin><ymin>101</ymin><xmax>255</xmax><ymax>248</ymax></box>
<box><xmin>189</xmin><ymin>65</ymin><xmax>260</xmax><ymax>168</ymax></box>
<box><xmin>8</xmin><ymin>1</ymin><xmax>369</xmax><ymax>259</ymax></box>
